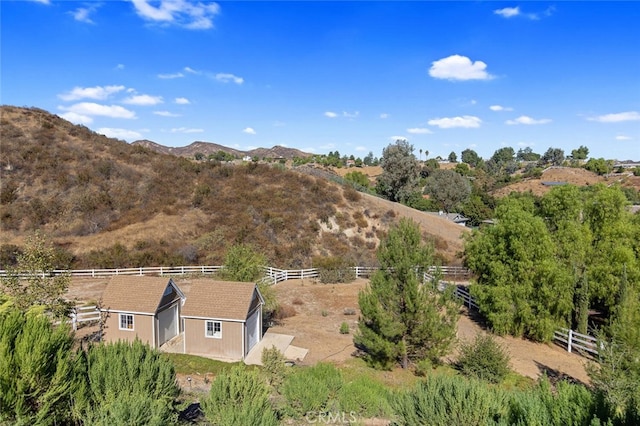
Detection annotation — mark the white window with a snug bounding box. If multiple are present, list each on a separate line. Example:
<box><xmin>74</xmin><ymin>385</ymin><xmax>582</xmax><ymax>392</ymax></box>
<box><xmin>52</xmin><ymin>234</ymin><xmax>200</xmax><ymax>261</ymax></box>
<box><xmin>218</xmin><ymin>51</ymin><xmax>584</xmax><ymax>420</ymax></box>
<box><xmin>205</xmin><ymin>320</ymin><xmax>222</xmax><ymax>339</ymax></box>
<box><xmin>119</xmin><ymin>314</ymin><xmax>134</xmax><ymax>331</ymax></box>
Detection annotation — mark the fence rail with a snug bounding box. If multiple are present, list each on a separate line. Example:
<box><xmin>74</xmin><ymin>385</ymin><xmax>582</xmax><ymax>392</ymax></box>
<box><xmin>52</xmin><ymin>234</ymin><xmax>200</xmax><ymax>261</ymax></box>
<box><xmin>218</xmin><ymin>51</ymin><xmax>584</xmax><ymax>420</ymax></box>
<box><xmin>7</xmin><ymin>264</ymin><xmax>596</xmax><ymax>359</ymax></box>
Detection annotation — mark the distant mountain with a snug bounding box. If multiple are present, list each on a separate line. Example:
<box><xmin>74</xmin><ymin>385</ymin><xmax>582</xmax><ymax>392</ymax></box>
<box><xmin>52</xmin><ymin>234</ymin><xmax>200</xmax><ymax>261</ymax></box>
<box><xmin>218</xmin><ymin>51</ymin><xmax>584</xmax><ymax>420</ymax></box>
<box><xmin>131</xmin><ymin>139</ymin><xmax>312</xmax><ymax>160</ymax></box>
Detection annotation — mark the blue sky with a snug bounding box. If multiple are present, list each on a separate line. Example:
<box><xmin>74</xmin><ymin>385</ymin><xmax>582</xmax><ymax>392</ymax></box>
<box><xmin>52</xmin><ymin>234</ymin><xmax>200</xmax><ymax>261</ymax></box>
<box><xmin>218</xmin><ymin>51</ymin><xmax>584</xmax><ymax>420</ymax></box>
<box><xmin>2</xmin><ymin>1</ymin><xmax>639</xmax><ymax>160</ymax></box>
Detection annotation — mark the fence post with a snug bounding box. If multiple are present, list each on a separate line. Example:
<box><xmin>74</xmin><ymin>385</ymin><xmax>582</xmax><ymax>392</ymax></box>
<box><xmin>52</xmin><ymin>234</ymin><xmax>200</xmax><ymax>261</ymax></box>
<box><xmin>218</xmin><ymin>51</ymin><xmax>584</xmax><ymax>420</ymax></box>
<box><xmin>567</xmin><ymin>329</ymin><xmax>573</xmax><ymax>353</ymax></box>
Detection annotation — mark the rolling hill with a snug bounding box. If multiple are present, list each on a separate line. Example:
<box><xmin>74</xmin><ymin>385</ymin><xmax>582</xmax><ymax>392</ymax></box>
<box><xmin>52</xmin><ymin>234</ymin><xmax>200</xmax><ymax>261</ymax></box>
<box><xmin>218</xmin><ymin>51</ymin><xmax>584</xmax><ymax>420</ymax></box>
<box><xmin>0</xmin><ymin>106</ymin><xmax>467</xmax><ymax>269</ymax></box>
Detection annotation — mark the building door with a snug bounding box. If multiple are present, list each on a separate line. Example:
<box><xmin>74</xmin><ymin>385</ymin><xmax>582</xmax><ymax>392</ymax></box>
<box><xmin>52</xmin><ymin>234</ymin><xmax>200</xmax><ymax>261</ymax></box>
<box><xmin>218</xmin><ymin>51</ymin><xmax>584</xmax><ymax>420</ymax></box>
<box><xmin>158</xmin><ymin>304</ymin><xmax>178</xmax><ymax>346</ymax></box>
<box><xmin>246</xmin><ymin>309</ymin><xmax>260</xmax><ymax>355</ymax></box>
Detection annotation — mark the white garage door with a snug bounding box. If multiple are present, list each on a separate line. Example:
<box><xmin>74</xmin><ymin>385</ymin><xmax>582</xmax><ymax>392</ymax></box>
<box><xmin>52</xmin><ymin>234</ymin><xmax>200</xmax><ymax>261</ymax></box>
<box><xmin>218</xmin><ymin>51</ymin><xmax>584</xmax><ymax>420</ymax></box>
<box><xmin>158</xmin><ymin>305</ymin><xmax>178</xmax><ymax>346</ymax></box>
<box><xmin>246</xmin><ymin>309</ymin><xmax>260</xmax><ymax>354</ymax></box>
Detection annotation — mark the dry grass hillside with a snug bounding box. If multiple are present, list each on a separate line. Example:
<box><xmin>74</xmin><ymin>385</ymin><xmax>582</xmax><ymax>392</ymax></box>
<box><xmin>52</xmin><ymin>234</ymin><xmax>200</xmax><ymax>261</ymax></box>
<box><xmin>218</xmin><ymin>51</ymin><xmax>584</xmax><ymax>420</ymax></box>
<box><xmin>0</xmin><ymin>106</ymin><xmax>466</xmax><ymax>268</ymax></box>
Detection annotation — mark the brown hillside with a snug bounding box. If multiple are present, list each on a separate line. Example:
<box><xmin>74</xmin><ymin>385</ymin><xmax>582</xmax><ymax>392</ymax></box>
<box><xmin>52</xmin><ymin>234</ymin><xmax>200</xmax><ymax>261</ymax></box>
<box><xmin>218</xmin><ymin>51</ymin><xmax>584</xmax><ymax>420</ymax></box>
<box><xmin>0</xmin><ymin>106</ymin><xmax>466</xmax><ymax>268</ymax></box>
<box><xmin>132</xmin><ymin>139</ymin><xmax>311</xmax><ymax>160</ymax></box>
<box><xmin>492</xmin><ymin>167</ymin><xmax>640</xmax><ymax>198</ymax></box>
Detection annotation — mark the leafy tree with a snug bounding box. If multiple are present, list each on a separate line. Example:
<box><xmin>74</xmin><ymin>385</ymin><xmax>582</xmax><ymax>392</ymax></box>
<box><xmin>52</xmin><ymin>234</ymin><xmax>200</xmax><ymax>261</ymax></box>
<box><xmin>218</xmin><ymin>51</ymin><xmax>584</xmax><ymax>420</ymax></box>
<box><xmin>448</xmin><ymin>151</ymin><xmax>457</xmax><ymax>163</ymax></box>
<box><xmin>584</xmin><ymin>158</ymin><xmax>613</xmax><ymax>175</ymax></box>
<box><xmin>539</xmin><ymin>147</ymin><xmax>565</xmax><ymax>166</ymax></box>
<box><xmin>461</xmin><ymin>148</ymin><xmax>481</xmax><ymax>167</ymax></box>
<box><xmin>376</xmin><ymin>140</ymin><xmax>421</xmax><ymax>203</ymax></box>
<box><xmin>344</xmin><ymin>170</ymin><xmax>370</xmax><ymax>189</ymax></box>
<box><xmin>571</xmin><ymin>145</ymin><xmax>589</xmax><ymax>160</ymax></box>
<box><xmin>465</xmin><ymin>196</ymin><xmax>574</xmax><ymax>341</ymax></box>
<box><xmin>0</xmin><ymin>232</ymin><xmax>71</xmax><ymax>317</ymax></box>
<box><xmin>0</xmin><ymin>308</ymin><xmax>78</xmax><ymax>425</ymax></box>
<box><xmin>490</xmin><ymin>147</ymin><xmax>515</xmax><ymax>167</ymax></box>
<box><xmin>516</xmin><ymin>147</ymin><xmax>541</xmax><ymax>162</ymax></box>
<box><xmin>363</xmin><ymin>151</ymin><xmax>375</xmax><ymax>166</ymax></box>
<box><xmin>202</xmin><ymin>366</ymin><xmax>278</xmax><ymax>426</ymax></box>
<box><xmin>453</xmin><ymin>162</ymin><xmax>472</xmax><ymax>176</ymax></box>
<box><xmin>420</xmin><ymin>158</ymin><xmax>440</xmax><ymax>178</ymax></box>
<box><xmin>221</xmin><ymin>243</ymin><xmax>267</xmax><ymax>282</ymax></box>
<box><xmin>74</xmin><ymin>339</ymin><xmax>180</xmax><ymax>425</ymax></box>
<box><xmin>423</xmin><ymin>169</ymin><xmax>472</xmax><ymax>213</ymax></box>
<box><xmin>355</xmin><ymin>219</ymin><xmax>459</xmax><ymax>369</ymax></box>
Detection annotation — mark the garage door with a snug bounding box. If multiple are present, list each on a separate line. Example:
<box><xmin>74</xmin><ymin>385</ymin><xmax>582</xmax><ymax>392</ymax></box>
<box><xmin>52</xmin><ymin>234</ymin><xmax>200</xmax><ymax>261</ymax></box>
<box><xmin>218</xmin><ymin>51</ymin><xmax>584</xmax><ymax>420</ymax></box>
<box><xmin>246</xmin><ymin>309</ymin><xmax>260</xmax><ymax>354</ymax></box>
<box><xmin>158</xmin><ymin>305</ymin><xmax>178</xmax><ymax>346</ymax></box>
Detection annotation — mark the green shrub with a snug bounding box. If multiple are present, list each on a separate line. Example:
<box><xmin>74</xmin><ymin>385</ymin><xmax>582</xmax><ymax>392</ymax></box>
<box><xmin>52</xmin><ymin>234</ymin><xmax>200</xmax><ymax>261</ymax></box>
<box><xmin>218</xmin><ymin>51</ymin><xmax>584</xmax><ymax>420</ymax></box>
<box><xmin>312</xmin><ymin>256</ymin><xmax>356</xmax><ymax>284</ymax></box>
<box><xmin>340</xmin><ymin>322</ymin><xmax>350</xmax><ymax>334</ymax></box>
<box><xmin>261</xmin><ymin>346</ymin><xmax>287</xmax><ymax>391</ymax></box>
<box><xmin>201</xmin><ymin>366</ymin><xmax>278</xmax><ymax>426</ymax></box>
<box><xmin>221</xmin><ymin>244</ymin><xmax>266</xmax><ymax>282</ymax></box>
<box><xmin>391</xmin><ymin>374</ymin><xmax>509</xmax><ymax>426</ymax></box>
<box><xmin>337</xmin><ymin>376</ymin><xmax>392</xmax><ymax>418</ymax></box>
<box><xmin>456</xmin><ymin>334</ymin><xmax>511</xmax><ymax>384</ymax></box>
<box><xmin>413</xmin><ymin>358</ymin><xmax>433</xmax><ymax>377</ymax></box>
<box><xmin>282</xmin><ymin>363</ymin><xmax>343</xmax><ymax>418</ymax></box>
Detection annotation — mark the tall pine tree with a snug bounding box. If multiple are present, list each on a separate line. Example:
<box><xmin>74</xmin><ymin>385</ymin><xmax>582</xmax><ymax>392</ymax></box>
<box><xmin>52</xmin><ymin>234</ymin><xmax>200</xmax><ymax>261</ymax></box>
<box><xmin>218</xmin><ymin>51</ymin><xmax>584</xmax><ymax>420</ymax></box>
<box><xmin>354</xmin><ymin>218</ymin><xmax>458</xmax><ymax>370</ymax></box>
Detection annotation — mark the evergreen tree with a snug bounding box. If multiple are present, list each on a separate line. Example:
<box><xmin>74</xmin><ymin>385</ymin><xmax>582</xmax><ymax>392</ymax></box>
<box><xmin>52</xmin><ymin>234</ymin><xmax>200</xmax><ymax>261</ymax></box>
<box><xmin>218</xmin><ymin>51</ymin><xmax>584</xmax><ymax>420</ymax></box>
<box><xmin>355</xmin><ymin>218</ymin><xmax>459</xmax><ymax>369</ymax></box>
<box><xmin>0</xmin><ymin>308</ymin><xmax>78</xmax><ymax>425</ymax></box>
<box><xmin>74</xmin><ymin>339</ymin><xmax>180</xmax><ymax>425</ymax></box>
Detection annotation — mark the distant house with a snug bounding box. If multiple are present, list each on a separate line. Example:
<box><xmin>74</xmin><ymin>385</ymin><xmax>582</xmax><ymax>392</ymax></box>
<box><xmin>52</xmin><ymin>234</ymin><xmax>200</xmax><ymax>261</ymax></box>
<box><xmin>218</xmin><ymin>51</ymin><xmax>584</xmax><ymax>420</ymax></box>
<box><xmin>438</xmin><ymin>211</ymin><xmax>470</xmax><ymax>226</ymax></box>
<box><xmin>100</xmin><ymin>276</ymin><xmax>185</xmax><ymax>348</ymax></box>
<box><xmin>100</xmin><ymin>277</ymin><xmax>264</xmax><ymax>361</ymax></box>
<box><xmin>181</xmin><ymin>280</ymin><xmax>264</xmax><ymax>361</ymax></box>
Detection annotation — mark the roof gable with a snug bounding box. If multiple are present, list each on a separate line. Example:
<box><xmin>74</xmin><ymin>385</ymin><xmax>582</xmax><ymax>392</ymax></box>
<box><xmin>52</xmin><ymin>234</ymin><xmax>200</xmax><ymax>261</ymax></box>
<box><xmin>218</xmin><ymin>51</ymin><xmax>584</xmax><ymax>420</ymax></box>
<box><xmin>101</xmin><ymin>276</ymin><xmax>184</xmax><ymax>314</ymax></box>
<box><xmin>181</xmin><ymin>280</ymin><xmax>262</xmax><ymax>321</ymax></box>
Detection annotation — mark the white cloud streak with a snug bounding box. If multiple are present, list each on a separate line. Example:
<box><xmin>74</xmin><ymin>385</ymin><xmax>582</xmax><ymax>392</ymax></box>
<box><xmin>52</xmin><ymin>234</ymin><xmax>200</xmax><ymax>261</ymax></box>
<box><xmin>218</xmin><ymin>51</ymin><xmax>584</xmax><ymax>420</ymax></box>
<box><xmin>175</xmin><ymin>97</ymin><xmax>190</xmax><ymax>104</ymax></box>
<box><xmin>489</xmin><ymin>105</ymin><xmax>513</xmax><ymax>112</ymax></box>
<box><xmin>407</xmin><ymin>128</ymin><xmax>433</xmax><ymax>134</ymax></box>
<box><xmin>58</xmin><ymin>85</ymin><xmax>125</xmax><ymax>101</ymax></box>
<box><xmin>130</xmin><ymin>0</ymin><xmax>220</xmax><ymax>30</ymax></box>
<box><xmin>324</xmin><ymin>111</ymin><xmax>338</xmax><ymax>118</ymax></box>
<box><xmin>615</xmin><ymin>135</ymin><xmax>632</xmax><ymax>141</ymax></box>
<box><xmin>171</xmin><ymin>127</ymin><xmax>204</xmax><ymax>133</ymax></box>
<box><xmin>588</xmin><ymin>111</ymin><xmax>640</xmax><ymax>123</ymax></box>
<box><xmin>158</xmin><ymin>72</ymin><xmax>184</xmax><ymax>79</ymax></box>
<box><xmin>379</xmin><ymin>113</ymin><xmax>389</xmax><ymax>119</ymax></box>
<box><xmin>429</xmin><ymin>55</ymin><xmax>494</xmax><ymax>81</ymax></box>
<box><xmin>153</xmin><ymin>111</ymin><xmax>181</xmax><ymax>117</ymax></box>
<box><xmin>242</xmin><ymin>127</ymin><xmax>256</xmax><ymax>135</ymax></box>
<box><xmin>70</xmin><ymin>5</ymin><xmax>99</xmax><ymax>23</ymax></box>
<box><xmin>428</xmin><ymin>115</ymin><xmax>482</xmax><ymax>129</ymax></box>
<box><xmin>494</xmin><ymin>7</ymin><xmax>520</xmax><ymax>18</ymax></box>
<box><xmin>214</xmin><ymin>73</ymin><xmax>244</xmax><ymax>84</ymax></box>
<box><xmin>59</xmin><ymin>112</ymin><xmax>93</xmax><ymax>125</ymax></box>
<box><xmin>122</xmin><ymin>94</ymin><xmax>164</xmax><ymax>105</ymax></box>
<box><xmin>97</xmin><ymin>127</ymin><xmax>143</xmax><ymax>140</ymax></box>
<box><xmin>505</xmin><ymin>115</ymin><xmax>552</xmax><ymax>125</ymax></box>
<box><xmin>60</xmin><ymin>102</ymin><xmax>136</xmax><ymax>119</ymax></box>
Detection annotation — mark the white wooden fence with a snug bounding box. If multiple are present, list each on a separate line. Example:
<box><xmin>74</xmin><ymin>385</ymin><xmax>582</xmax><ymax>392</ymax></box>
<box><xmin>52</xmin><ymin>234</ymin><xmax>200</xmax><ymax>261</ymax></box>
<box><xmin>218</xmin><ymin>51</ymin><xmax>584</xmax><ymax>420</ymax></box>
<box><xmin>5</xmin><ymin>264</ymin><xmax>597</xmax><ymax>358</ymax></box>
<box><xmin>70</xmin><ymin>305</ymin><xmax>101</xmax><ymax>331</ymax></box>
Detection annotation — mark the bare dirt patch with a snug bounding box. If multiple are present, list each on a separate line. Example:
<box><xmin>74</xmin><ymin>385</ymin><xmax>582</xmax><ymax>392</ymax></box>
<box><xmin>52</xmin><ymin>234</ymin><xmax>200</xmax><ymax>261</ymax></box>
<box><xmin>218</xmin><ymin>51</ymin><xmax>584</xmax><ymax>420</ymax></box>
<box><xmin>271</xmin><ymin>278</ymin><xmax>590</xmax><ymax>383</ymax></box>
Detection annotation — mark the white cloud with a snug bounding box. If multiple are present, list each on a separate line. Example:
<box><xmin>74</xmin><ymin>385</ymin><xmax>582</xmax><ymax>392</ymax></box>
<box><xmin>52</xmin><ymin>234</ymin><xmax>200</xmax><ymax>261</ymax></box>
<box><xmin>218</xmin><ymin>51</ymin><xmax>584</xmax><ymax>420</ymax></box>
<box><xmin>616</xmin><ymin>135</ymin><xmax>632</xmax><ymax>141</ymax></box>
<box><xmin>122</xmin><ymin>94</ymin><xmax>163</xmax><ymax>105</ymax></box>
<box><xmin>29</xmin><ymin>0</ymin><xmax>50</xmax><ymax>4</ymax></box>
<box><xmin>60</xmin><ymin>102</ymin><xmax>136</xmax><ymax>119</ymax></box>
<box><xmin>407</xmin><ymin>127</ymin><xmax>433</xmax><ymax>134</ymax></box>
<box><xmin>506</xmin><ymin>115</ymin><xmax>552</xmax><ymax>125</ymax></box>
<box><xmin>242</xmin><ymin>127</ymin><xmax>256</xmax><ymax>135</ymax></box>
<box><xmin>489</xmin><ymin>105</ymin><xmax>513</xmax><ymax>112</ymax></box>
<box><xmin>214</xmin><ymin>73</ymin><xmax>244</xmax><ymax>84</ymax></box>
<box><xmin>494</xmin><ymin>7</ymin><xmax>520</xmax><ymax>18</ymax></box>
<box><xmin>97</xmin><ymin>127</ymin><xmax>143</xmax><ymax>140</ymax></box>
<box><xmin>184</xmin><ymin>66</ymin><xmax>200</xmax><ymax>74</ymax></box>
<box><xmin>130</xmin><ymin>0</ymin><xmax>220</xmax><ymax>30</ymax></box>
<box><xmin>59</xmin><ymin>112</ymin><xmax>93</xmax><ymax>125</ymax></box>
<box><xmin>428</xmin><ymin>115</ymin><xmax>482</xmax><ymax>129</ymax></box>
<box><xmin>158</xmin><ymin>72</ymin><xmax>184</xmax><ymax>79</ymax></box>
<box><xmin>171</xmin><ymin>127</ymin><xmax>204</xmax><ymax>133</ymax></box>
<box><xmin>355</xmin><ymin>146</ymin><xmax>367</xmax><ymax>152</ymax></box>
<box><xmin>70</xmin><ymin>5</ymin><xmax>99</xmax><ymax>23</ymax></box>
<box><xmin>153</xmin><ymin>110</ymin><xmax>180</xmax><ymax>117</ymax></box>
<box><xmin>116</xmin><ymin>64</ymin><xmax>125</xmax><ymax>70</ymax></box>
<box><xmin>58</xmin><ymin>85</ymin><xmax>125</xmax><ymax>101</ymax></box>
<box><xmin>175</xmin><ymin>97</ymin><xmax>190</xmax><ymax>104</ymax></box>
<box><xmin>389</xmin><ymin>136</ymin><xmax>408</xmax><ymax>142</ymax></box>
<box><xmin>379</xmin><ymin>113</ymin><xmax>389</xmax><ymax>119</ymax></box>
<box><xmin>324</xmin><ymin>111</ymin><xmax>338</xmax><ymax>118</ymax></box>
<box><xmin>588</xmin><ymin>111</ymin><xmax>640</xmax><ymax>123</ymax></box>
<box><xmin>343</xmin><ymin>111</ymin><xmax>359</xmax><ymax>119</ymax></box>
<box><xmin>429</xmin><ymin>55</ymin><xmax>494</xmax><ymax>81</ymax></box>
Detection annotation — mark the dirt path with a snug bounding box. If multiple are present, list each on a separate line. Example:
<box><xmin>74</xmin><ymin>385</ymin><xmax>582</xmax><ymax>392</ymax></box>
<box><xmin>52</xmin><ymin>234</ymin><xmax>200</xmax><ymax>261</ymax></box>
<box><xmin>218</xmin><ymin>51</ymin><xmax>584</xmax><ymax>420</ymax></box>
<box><xmin>271</xmin><ymin>278</ymin><xmax>590</xmax><ymax>383</ymax></box>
